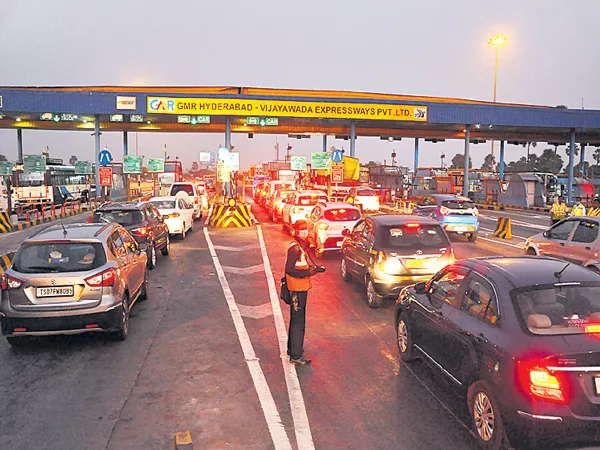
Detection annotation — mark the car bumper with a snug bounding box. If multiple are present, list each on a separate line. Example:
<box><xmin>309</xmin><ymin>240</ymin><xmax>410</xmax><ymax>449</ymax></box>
<box><xmin>0</xmin><ymin>304</ymin><xmax>121</xmax><ymax>336</ymax></box>
<box><xmin>164</xmin><ymin>217</ymin><xmax>184</xmax><ymax>234</ymax></box>
<box><xmin>316</xmin><ymin>235</ymin><xmax>344</xmax><ymax>251</ymax></box>
<box><xmin>371</xmin><ymin>272</ymin><xmax>434</xmax><ymax>297</ymax></box>
<box><xmin>443</xmin><ymin>223</ymin><xmax>478</xmax><ymax>233</ymax></box>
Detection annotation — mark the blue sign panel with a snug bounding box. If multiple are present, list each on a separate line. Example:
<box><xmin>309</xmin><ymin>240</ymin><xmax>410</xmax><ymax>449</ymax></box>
<box><xmin>98</xmin><ymin>149</ymin><xmax>113</xmax><ymax>166</ymax></box>
<box><xmin>331</xmin><ymin>149</ymin><xmax>344</xmax><ymax>164</ymax></box>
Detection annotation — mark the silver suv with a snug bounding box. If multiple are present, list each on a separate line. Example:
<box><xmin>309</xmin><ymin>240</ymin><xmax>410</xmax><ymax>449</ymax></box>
<box><xmin>0</xmin><ymin>223</ymin><xmax>148</xmax><ymax>346</ymax></box>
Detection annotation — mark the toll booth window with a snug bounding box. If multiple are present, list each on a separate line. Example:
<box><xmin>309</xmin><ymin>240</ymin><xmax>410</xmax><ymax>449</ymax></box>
<box><xmin>571</xmin><ymin>220</ymin><xmax>599</xmax><ymax>244</ymax></box>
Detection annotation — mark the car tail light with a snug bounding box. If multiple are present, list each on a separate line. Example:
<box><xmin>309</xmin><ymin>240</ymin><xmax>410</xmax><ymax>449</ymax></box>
<box><xmin>130</xmin><ymin>226</ymin><xmax>149</xmax><ymax>236</ymax></box>
<box><xmin>378</xmin><ymin>250</ymin><xmax>402</xmax><ymax>274</ymax></box>
<box><xmin>169</xmin><ymin>213</ymin><xmax>180</xmax><ymax>218</ymax></box>
<box><xmin>518</xmin><ymin>361</ymin><xmax>566</xmax><ymax>403</ymax></box>
<box><xmin>87</xmin><ymin>215</ymin><xmax>93</xmax><ymax>223</ymax></box>
<box><xmin>405</xmin><ymin>223</ymin><xmax>421</xmax><ymax>229</ymax></box>
<box><xmin>194</xmin><ymin>198</ymin><xmax>199</xmax><ymax>204</ymax></box>
<box><xmin>473</xmin><ymin>207</ymin><xmax>480</xmax><ymax>216</ymax></box>
<box><xmin>1</xmin><ymin>274</ymin><xmax>24</xmax><ymax>291</ymax></box>
<box><xmin>318</xmin><ymin>222</ymin><xmax>329</xmax><ymax>230</ymax></box>
<box><xmin>440</xmin><ymin>206</ymin><xmax>450</xmax><ymax>215</ymax></box>
<box><xmin>292</xmin><ymin>207</ymin><xmax>303</xmax><ymax>214</ymax></box>
<box><xmin>84</xmin><ymin>268</ymin><xmax>116</xmax><ymax>287</ymax></box>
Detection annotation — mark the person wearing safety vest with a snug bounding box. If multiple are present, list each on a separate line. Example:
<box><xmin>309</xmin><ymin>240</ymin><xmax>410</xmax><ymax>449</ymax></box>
<box><xmin>588</xmin><ymin>198</ymin><xmax>600</xmax><ymax>217</ymax></box>
<box><xmin>571</xmin><ymin>196</ymin><xmax>586</xmax><ymax>217</ymax></box>
<box><xmin>550</xmin><ymin>196</ymin><xmax>567</xmax><ymax>225</ymax></box>
<box><xmin>285</xmin><ymin>235</ymin><xmax>325</xmax><ymax>365</ymax></box>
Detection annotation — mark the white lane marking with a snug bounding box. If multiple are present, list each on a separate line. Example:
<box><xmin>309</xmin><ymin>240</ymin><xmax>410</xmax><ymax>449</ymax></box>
<box><xmin>237</xmin><ymin>302</ymin><xmax>274</xmax><ymax>320</ymax></box>
<box><xmin>480</xmin><ymin>227</ymin><xmax>529</xmax><ymax>240</ymax></box>
<box><xmin>214</xmin><ymin>244</ymin><xmax>260</xmax><ymax>251</ymax></box>
<box><xmin>222</xmin><ymin>263</ymin><xmax>265</xmax><ymax>275</ymax></box>
<box><xmin>479</xmin><ymin>214</ymin><xmax>547</xmax><ymax>231</ymax></box>
<box><xmin>478</xmin><ymin>235</ymin><xmax>525</xmax><ymax>249</ymax></box>
<box><xmin>203</xmin><ymin>227</ymin><xmax>292</xmax><ymax>450</ymax></box>
<box><xmin>204</xmin><ymin>205</ymin><xmax>213</xmax><ymax>226</ymax></box>
<box><xmin>256</xmin><ymin>225</ymin><xmax>316</xmax><ymax>450</ymax></box>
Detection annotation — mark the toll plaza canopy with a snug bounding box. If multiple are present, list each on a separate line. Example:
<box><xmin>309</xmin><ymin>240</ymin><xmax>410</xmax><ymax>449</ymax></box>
<box><xmin>1</xmin><ymin>85</ymin><xmax>600</xmax><ymax>145</ymax></box>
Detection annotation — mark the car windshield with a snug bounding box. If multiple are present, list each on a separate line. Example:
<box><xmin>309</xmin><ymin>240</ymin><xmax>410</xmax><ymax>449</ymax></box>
<box><xmin>324</xmin><ymin>208</ymin><xmax>361</xmax><ymax>221</ymax></box>
<box><xmin>13</xmin><ymin>242</ymin><xmax>106</xmax><ymax>273</ymax></box>
<box><xmin>513</xmin><ymin>283</ymin><xmax>600</xmax><ymax>335</ymax></box>
<box><xmin>151</xmin><ymin>200</ymin><xmax>176</xmax><ymax>210</ymax></box>
<box><xmin>170</xmin><ymin>184</ymin><xmax>195</xmax><ymax>196</ymax></box>
<box><xmin>93</xmin><ymin>210</ymin><xmax>143</xmax><ymax>226</ymax></box>
<box><xmin>357</xmin><ymin>189</ymin><xmax>377</xmax><ymax>196</ymax></box>
<box><xmin>382</xmin><ymin>224</ymin><xmax>448</xmax><ymax>249</ymax></box>
<box><xmin>441</xmin><ymin>199</ymin><xmax>474</xmax><ymax>209</ymax></box>
<box><xmin>274</xmin><ymin>183</ymin><xmax>293</xmax><ymax>192</ymax></box>
<box><xmin>298</xmin><ymin>195</ymin><xmax>328</xmax><ymax>206</ymax></box>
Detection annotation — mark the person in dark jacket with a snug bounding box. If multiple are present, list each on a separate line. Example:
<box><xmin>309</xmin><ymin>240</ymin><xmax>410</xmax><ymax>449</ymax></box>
<box><xmin>285</xmin><ymin>236</ymin><xmax>325</xmax><ymax>365</ymax></box>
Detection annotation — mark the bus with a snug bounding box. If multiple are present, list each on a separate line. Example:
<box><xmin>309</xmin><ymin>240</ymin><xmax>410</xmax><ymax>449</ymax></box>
<box><xmin>12</xmin><ymin>161</ymin><xmax>94</xmax><ymax>207</ymax></box>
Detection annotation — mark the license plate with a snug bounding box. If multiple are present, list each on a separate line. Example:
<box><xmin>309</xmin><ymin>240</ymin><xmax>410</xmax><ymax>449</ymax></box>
<box><xmin>336</xmin><ymin>241</ymin><xmax>343</xmax><ymax>247</ymax></box>
<box><xmin>405</xmin><ymin>259</ymin><xmax>426</xmax><ymax>269</ymax></box>
<box><xmin>455</xmin><ymin>226</ymin><xmax>468</xmax><ymax>232</ymax></box>
<box><xmin>595</xmin><ymin>376</ymin><xmax>600</xmax><ymax>395</ymax></box>
<box><xmin>36</xmin><ymin>286</ymin><xmax>74</xmax><ymax>298</ymax></box>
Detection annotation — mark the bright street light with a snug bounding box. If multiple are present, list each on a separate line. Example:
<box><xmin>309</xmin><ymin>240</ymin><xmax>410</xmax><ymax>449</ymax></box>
<box><xmin>488</xmin><ymin>35</ymin><xmax>507</xmax><ymax>158</ymax></box>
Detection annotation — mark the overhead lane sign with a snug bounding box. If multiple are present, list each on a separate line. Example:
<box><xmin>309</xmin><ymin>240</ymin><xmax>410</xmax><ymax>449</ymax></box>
<box><xmin>147</xmin><ymin>97</ymin><xmax>428</xmax><ymax>122</ymax></box>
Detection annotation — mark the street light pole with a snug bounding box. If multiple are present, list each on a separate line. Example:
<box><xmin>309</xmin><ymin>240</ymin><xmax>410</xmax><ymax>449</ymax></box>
<box><xmin>488</xmin><ymin>35</ymin><xmax>506</xmax><ymax>160</ymax></box>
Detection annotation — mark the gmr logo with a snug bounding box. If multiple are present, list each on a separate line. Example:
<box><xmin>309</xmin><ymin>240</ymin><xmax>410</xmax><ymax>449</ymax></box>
<box><xmin>149</xmin><ymin>99</ymin><xmax>175</xmax><ymax>112</ymax></box>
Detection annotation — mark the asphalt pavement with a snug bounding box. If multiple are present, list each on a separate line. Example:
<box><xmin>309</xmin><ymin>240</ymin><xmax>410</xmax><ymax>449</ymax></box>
<box><xmin>0</xmin><ymin>202</ymin><xmax>593</xmax><ymax>450</ymax></box>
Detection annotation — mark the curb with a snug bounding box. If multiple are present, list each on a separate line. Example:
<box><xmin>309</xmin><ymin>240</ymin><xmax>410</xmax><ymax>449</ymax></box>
<box><xmin>476</xmin><ymin>204</ymin><xmax>550</xmax><ymax>213</ymax></box>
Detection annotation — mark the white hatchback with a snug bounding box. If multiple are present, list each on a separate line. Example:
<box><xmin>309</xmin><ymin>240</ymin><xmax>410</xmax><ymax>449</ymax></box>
<box><xmin>347</xmin><ymin>187</ymin><xmax>380</xmax><ymax>212</ymax></box>
<box><xmin>307</xmin><ymin>202</ymin><xmax>362</xmax><ymax>256</ymax></box>
<box><xmin>282</xmin><ymin>190</ymin><xmax>329</xmax><ymax>237</ymax></box>
<box><xmin>149</xmin><ymin>196</ymin><xmax>195</xmax><ymax>239</ymax></box>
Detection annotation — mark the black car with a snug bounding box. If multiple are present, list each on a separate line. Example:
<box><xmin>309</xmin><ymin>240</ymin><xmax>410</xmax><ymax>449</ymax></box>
<box><xmin>395</xmin><ymin>256</ymin><xmax>600</xmax><ymax>449</ymax></box>
<box><xmin>91</xmin><ymin>201</ymin><xmax>170</xmax><ymax>269</ymax></box>
<box><xmin>340</xmin><ymin>215</ymin><xmax>454</xmax><ymax>308</ymax></box>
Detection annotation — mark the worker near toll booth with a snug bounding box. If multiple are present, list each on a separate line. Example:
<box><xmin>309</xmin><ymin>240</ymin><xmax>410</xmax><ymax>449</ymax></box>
<box><xmin>588</xmin><ymin>198</ymin><xmax>600</xmax><ymax>217</ymax></box>
<box><xmin>285</xmin><ymin>235</ymin><xmax>325</xmax><ymax>365</ymax></box>
<box><xmin>550</xmin><ymin>196</ymin><xmax>567</xmax><ymax>224</ymax></box>
<box><xmin>571</xmin><ymin>197</ymin><xmax>586</xmax><ymax>217</ymax></box>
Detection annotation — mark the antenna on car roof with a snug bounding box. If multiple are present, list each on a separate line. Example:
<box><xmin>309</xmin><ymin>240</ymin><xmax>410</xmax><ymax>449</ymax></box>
<box><xmin>60</xmin><ymin>222</ymin><xmax>67</xmax><ymax>237</ymax></box>
<box><xmin>554</xmin><ymin>262</ymin><xmax>570</xmax><ymax>281</ymax></box>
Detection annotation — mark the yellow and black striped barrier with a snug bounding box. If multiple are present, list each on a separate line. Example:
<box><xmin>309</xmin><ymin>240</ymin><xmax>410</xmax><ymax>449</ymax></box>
<box><xmin>493</xmin><ymin>217</ymin><xmax>512</xmax><ymax>239</ymax></box>
<box><xmin>209</xmin><ymin>202</ymin><xmax>254</xmax><ymax>228</ymax></box>
<box><xmin>0</xmin><ymin>208</ymin><xmax>84</xmax><ymax>235</ymax></box>
<box><xmin>0</xmin><ymin>213</ymin><xmax>13</xmax><ymax>233</ymax></box>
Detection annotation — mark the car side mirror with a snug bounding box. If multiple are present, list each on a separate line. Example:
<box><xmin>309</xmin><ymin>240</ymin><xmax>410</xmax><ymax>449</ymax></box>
<box><xmin>342</xmin><ymin>228</ymin><xmax>350</xmax><ymax>237</ymax></box>
<box><xmin>414</xmin><ymin>282</ymin><xmax>427</xmax><ymax>294</ymax></box>
<box><xmin>543</xmin><ymin>231</ymin><xmax>549</xmax><ymax>237</ymax></box>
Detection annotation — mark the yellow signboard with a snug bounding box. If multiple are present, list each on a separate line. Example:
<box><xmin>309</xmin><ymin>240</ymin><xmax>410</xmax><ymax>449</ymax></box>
<box><xmin>147</xmin><ymin>97</ymin><xmax>427</xmax><ymax>121</ymax></box>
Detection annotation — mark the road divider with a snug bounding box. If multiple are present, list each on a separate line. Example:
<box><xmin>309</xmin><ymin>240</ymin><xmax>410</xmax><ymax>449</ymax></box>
<box><xmin>476</xmin><ymin>203</ymin><xmax>550</xmax><ymax>213</ymax></box>
<box><xmin>0</xmin><ymin>252</ymin><xmax>15</xmax><ymax>274</ymax></box>
<box><xmin>493</xmin><ymin>217</ymin><xmax>513</xmax><ymax>239</ymax></box>
<box><xmin>209</xmin><ymin>203</ymin><xmax>255</xmax><ymax>228</ymax></box>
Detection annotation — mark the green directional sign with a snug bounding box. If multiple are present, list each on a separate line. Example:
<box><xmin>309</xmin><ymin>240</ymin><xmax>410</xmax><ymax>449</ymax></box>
<box><xmin>110</xmin><ymin>114</ymin><xmax>124</xmax><ymax>122</ymax></box>
<box><xmin>311</xmin><ymin>152</ymin><xmax>331</xmax><ymax>170</ymax></box>
<box><xmin>291</xmin><ymin>156</ymin><xmax>307</xmax><ymax>171</ymax></box>
<box><xmin>0</xmin><ymin>161</ymin><xmax>13</xmax><ymax>176</ymax></box>
<box><xmin>75</xmin><ymin>161</ymin><xmax>92</xmax><ymax>174</ymax></box>
<box><xmin>129</xmin><ymin>115</ymin><xmax>144</xmax><ymax>123</ymax></box>
<box><xmin>247</xmin><ymin>117</ymin><xmax>260</xmax><ymax>125</ymax></box>
<box><xmin>123</xmin><ymin>155</ymin><xmax>143</xmax><ymax>173</ymax></box>
<box><xmin>23</xmin><ymin>155</ymin><xmax>47</xmax><ymax>173</ymax></box>
<box><xmin>147</xmin><ymin>158</ymin><xmax>165</xmax><ymax>173</ymax></box>
<box><xmin>196</xmin><ymin>115</ymin><xmax>210</xmax><ymax>124</ymax></box>
<box><xmin>265</xmin><ymin>117</ymin><xmax>279</xmax><ymax>126</ymax></box>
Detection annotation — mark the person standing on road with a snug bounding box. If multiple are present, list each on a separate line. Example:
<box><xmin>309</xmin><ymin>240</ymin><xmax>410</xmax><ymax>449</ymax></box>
<box><xmin>571</xmin><ymin>196</ymin><xmax>586</xmax><ymax>217</ymax></box>
<box><xmin>550</xmin><ymin>196</ymin><xmax>567</xmax><ymax>224</ymax></box>
<box><xmin>284</xmin><ymin>236</ymin><xmax>325</xmax><ymax>365</ymax></box>
<box><xmin>588</xmin><ymin>198</ymin><xmax>600</xmax><ymax>217</ymax></box>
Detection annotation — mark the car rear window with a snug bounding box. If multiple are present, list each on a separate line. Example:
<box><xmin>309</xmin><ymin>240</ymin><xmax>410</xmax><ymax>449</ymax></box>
<box><xmin>13</xmin><ymin>242</ymin><xmax>107</xmax><ymax>273</ymax></box>
<box><xmin>170</xmin><ymin>184</ymin><xmax>195</xmax><ymax>196</ymax></box>
<box><xmin>151</xmin><ymin>200</ymin><xmax>176</xmax><ymax>210</ymax></box>
<box><xmin>357</xmin><ymin>189</ymin><xmax>377</xmax><ymax>196</ymax></box>
<box><xmin>298</xmin><ymin>195</ymin><xmax>328</xmax><ymax>206</ymax></box>
<box><xmin>382</xmin><ymin>224</ymin><xmax>448</xmax><ymax>249</ymax></box>
<box><xmin>93</xmin><ymin>210</ymin><xmax>144</xmax><ymax>226</ymax></box>
<box><xmin>513</xmin><ymin>283</ymin><xmax>600</xmax><ymax>335</ymax></box>
<box><xmin>324</xmin><ymin>208</ymin><xmax>361</xmax><ymax>221</ymax></box>
<box><xmin>442</xmin><ymin>199</ymin><xmax>475</xmax><ymax>209</ymax></box>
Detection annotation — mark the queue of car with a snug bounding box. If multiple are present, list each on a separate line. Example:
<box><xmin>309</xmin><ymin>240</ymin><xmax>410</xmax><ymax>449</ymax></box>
<box><xmin>0</xmin><ymin>181</ymin><xmax>209</xmax><ymax>347</ymax></box>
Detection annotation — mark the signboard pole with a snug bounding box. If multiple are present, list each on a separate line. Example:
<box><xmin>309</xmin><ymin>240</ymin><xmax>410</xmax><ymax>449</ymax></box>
<box><xmin>153</xmin><ymin>172</ymin><xmax>157</xmax><ymax>197</ymax></box>
<box><xmin>327</xmin><ymin>173</ymin><xmax>332</xmax><ymax>199</ymax></box>
<box><xmin>94</xmin><ymin>115</ymin><xmax>101</xmax><ymax>203</ymax></box>
<box><xmin>126</xmin><ymin>174</ymin><xmax>131</xmax><ymax>201</ymax></box>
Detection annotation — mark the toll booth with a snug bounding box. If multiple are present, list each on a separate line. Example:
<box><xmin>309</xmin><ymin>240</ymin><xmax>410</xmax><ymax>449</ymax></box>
<box><xmin>468</xmin><ymin>172</ymin><xmax>502</xmax><ymax>204</ymax></box>
<box><xmin>556</xmin><ymin>176</ymin><xmax>596</xmax><ymax>204</ymax></box>
<box><xmin>410</xmin><ymin>168</ymin><xmax>453</xmax><ymax>200</ymax></box>
<box><xmin>498</xmin><ymin>173</ymin><xmax>546</xmax><ymax>207</ymax></box>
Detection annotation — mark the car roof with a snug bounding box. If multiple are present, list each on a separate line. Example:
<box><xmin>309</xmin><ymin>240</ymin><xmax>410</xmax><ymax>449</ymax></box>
<box><xmin>297</xmin><ymin>190</ymin><xmax>327</xmax><ymax>195</ymax></box>
<box><xmin>368</xmin><ymin>214</ymin><xmax>439</xmax><ymax>226</ymax></box>
<box><xmin>431</xmin><ymin>194</ymin><xmax>470</xmax><ymax>202</ymax></box>
<box><xmin>26</xmin><ymin>223</ymin><xmax>115</xmax><ymax>242</ymax></box>
<box><xmin>171</xmin><ymin>182</ymin><xmax>194</xmax><ymax>185</ymax></box>
<box><xmin>459</xmin><ymin>256</ymin><xmax>600</xmax><ymax>287</ymax></box>
<box><xmin>317</xmin><ymin>202</ymin><xmax>359</xmax><ymax>209</ymax></box>
<box><xmin>149</xmin><ymin>196</ymin><xmax>178</xmax><ymax>202</ymax></box>
<box><xmin>97</xmin><ymin>201</ymin><xmax>147</xmax><ymax>211</ymax></box>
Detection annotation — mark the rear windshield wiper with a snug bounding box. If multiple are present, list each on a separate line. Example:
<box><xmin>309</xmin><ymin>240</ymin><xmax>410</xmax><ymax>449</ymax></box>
<box><xmin>23</xmin><ymin>266</ymin><xmax>61</xmax><ymax>273</ymax></box>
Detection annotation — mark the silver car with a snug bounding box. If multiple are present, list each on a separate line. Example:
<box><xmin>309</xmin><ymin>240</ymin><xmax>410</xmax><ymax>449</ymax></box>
<box><xmin>0</xmin><ymin>223</ymin><xmax>148</xmax><ymax>346</ymax></box>
<box><xmin>525</xmin><ymin>217</ymin><xmax>600</xmax><ymax>273</ymax></box>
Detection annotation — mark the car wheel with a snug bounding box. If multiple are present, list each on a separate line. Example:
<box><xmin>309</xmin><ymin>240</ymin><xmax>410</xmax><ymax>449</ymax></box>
<box><xmin>189</xmin><ymin>220</ymin><xmax>194</xmax><ymax>232</ymax></box>
<box><xmin>140</xmin><ymin>269</ymin><xmax>149</xmax><ymax>300</ymax></box>
<box><xmin>147</xmin><ymin>244</ymin><xmax>156</xmax><ymax>270</ymax></box>
<box><xmin>467</xmin><ymin>233</ymin><xmax>478</xmax><ymax>242</ymax></box>
<box><xmin>366</xmin><ymin>278</ymin><xmax>383</xmax><ymax>308</ymax></box>
<box><xmin>161</xmin><ymin>234</ymin><xmax>170</xmax><ymax>255</ymax></box>
<box><xmin>341</xmin><ymin>257</ymin><xmax>352</xmax><ymax>282</ymax></box>
<box><xmin>396</xmin><ymin>315</ymin><xmax>415</xmax><ymax>362</ymax></box>
<box><xmin>468</xmin><ymin>381</ymin><xmax>504</xmax><ymax>450</ymax></box>
<box><xmin>111</xmin><ymin>296</ymin><xmax>130</xmax><ymax>341</ymax></box>
<box><xmin>6</xmin><ymin>336</ymin><xmax>31</xmax><ymax>347</ymax></box>
<box><xmin>526</xmin><ymin>247</ymin><xmax>537</xmax><ymax>256</ymax></box>
<box><xmin>181</xmin><ymin>226</ymin><xmax>186</xmax><ymax>240</ymax></box>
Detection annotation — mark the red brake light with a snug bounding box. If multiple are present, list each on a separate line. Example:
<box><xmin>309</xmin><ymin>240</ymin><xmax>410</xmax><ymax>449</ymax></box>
<box><xmin>440</xmin><ymin>206</ymin><xmax>450</xmax><ymax>215</ymax></box>
<box><xmin>518</xmin><ymin>361</ymin><xmax>566</xmax><ymax>403</ymax></box>
<box><xmin>84</xmin><ymin>268</ymin><xmax>116</xmax><ymax>287</ymax></box>
<box><xmin>1</xmin><ymin>274</ymin><xmax>24</xmax><ymax>291</ymax></box>
<box><xmin>292</xmin><ymin>207</ymin><xmax>303</xmax><ymax>214</ymax></box>
<box><xmin>194</xmin><ymin>198</ymin><xmax>199</xmax><ymax>204</ymax></box>
<box><xmin>130</xmin><ymin>226</ymin><xmax>149</xmax><ymax>236</ymax></box>
<box><xmin>169</xmin><ymin>213</ymin><xmax>180</xmax><ymax>218</ymax></box>
<box><xmin>405</xmin><ymin>223</ymin><xmax>421</xmax><ymax>229</ymax></box>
